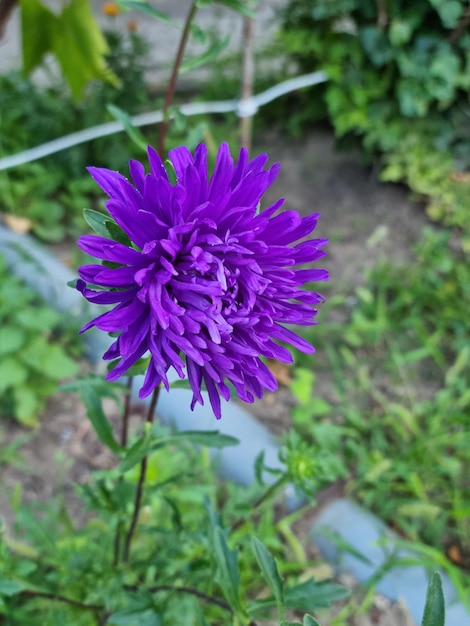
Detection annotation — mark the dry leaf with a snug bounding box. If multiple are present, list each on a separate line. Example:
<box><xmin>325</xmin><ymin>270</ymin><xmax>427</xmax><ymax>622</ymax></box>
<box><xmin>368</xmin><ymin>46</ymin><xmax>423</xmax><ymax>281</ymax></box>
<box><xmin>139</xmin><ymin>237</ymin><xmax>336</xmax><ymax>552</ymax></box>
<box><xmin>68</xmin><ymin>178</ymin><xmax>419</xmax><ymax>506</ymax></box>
<box><xmin>2</xmin><ymin>213</ymin><xmax>33</xmax><ymax>234</ymax></box>
<box><xmin>266</xmin><ymin>359</ymin><xmax>292</xmax><ymax>386</ymax></box>
<box><xmin>447</xmin><ymin>544</ymin><xmax>464</xmax><ymax>565</ymax></box>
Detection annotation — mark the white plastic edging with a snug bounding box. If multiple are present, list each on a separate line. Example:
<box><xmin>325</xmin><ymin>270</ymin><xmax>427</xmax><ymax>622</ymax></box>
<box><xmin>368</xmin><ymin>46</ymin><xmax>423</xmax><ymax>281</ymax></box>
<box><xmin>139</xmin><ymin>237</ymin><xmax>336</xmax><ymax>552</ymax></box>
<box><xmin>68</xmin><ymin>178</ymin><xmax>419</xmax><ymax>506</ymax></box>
<box><xmin>1</xmin><ymin>226</ymin><xmax>469</xmax><ymax>624</ymax></box>
<box><xmin>0</xmin><ymin>71</ymin><xmax>328</xmax><ymax>171</ymax></box>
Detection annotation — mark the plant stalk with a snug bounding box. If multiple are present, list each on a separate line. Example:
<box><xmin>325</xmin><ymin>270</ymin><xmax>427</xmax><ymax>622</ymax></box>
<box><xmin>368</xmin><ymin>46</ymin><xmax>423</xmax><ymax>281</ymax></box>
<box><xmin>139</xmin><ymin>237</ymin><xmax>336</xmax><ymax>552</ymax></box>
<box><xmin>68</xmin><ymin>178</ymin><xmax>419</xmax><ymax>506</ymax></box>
<box><xmin>113</xmin><ymin>375</ymin><xmax>134</xmax><ymax>567</ymax></box>
<box><xmin>231</xmin><ymin>474</ymin><xmax>288</xmax><ymax>533</ymax></box>
<box><xmin>20</xmin><ymin>590</ymin><xmax>101</xmax><ymax>612</ymax></box>
<box><xmin>122</xmin><ymin>385</ymin><xmax>160</xmax><ymax>562</ymax></box>
<box><xmin>157</xmin><ymin>0</ymin><xmax>198</xmax><ymax>156</ymax></box>
<box><xmin>239</xmin><ymin>15</ymin><xmax>255</xmax><ymax>151</ymax></box>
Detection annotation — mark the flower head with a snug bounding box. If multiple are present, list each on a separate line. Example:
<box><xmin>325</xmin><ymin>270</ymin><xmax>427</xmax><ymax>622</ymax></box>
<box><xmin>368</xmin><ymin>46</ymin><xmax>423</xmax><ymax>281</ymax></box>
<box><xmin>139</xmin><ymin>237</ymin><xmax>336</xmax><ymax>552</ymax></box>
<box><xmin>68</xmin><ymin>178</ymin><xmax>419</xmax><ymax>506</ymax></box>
<box><xmin>77</xmin><ymin>143</ymin><xmax>328</xmax><ymax>418</ymax></box>
<box><xmin>102</xmin><ymin>1</ymin><xmax>120</xmax><ymax>16</ymax></box>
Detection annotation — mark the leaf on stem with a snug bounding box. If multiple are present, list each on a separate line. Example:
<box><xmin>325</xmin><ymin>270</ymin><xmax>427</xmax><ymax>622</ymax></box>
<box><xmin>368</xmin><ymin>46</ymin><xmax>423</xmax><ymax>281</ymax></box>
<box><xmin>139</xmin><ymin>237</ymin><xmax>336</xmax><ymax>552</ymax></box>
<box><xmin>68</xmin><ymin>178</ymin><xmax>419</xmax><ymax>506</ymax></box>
<box><xmin>107</xmin><ymin>104</ymin><xmax>148</xmax><ymax>153</ymax></box>
<box><xmin>180</xmin><ymin>36</ymin><xmax>230</xmax><ymax>73</ymax></box>
<box><xmin>252</xmin><ymin>537</ymin><xmax>284</xmax><ymax>619</ymax></box>
<box><xmin>212</xmin><ymin>526</ymin><xmax>242</xmax><ymax>613</ymax></box>
<box><xmin>249</xmin><ymin>578</ymin><xmax>349</xmax><ymax>615</ymax></box>
<box><xmin>152</xmin><ymin>429</ymin><xmax>239</xmax><ymax>450</ymax></box>
<box><xmin>76</xmin><ymin>383</ymin><xmax>122</xmax><ymax>455</ymax></box>
<box><xmin>116</xmin><ymin>0</ymin><xmax>179</xmax><ymax>27</ymax></box>
<box><xmin>119</xmin><ymin>428</ymin><xmax>153</xmax><ymax>473</ymax></box>
<box><xmin>421</xmin><ymin>572</ymin><xmax>445</xmax><ymax>626</ymax></box>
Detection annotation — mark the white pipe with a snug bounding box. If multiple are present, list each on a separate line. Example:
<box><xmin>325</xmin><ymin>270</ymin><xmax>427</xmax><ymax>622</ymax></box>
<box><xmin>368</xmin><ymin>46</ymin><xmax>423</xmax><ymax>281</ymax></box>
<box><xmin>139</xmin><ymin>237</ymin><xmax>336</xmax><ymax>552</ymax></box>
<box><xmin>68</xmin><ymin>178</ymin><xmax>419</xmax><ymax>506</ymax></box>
<box><xmin>0</xmin><ymin>71</ymin><xmax>328</xmax><ymax>171</ymax></box>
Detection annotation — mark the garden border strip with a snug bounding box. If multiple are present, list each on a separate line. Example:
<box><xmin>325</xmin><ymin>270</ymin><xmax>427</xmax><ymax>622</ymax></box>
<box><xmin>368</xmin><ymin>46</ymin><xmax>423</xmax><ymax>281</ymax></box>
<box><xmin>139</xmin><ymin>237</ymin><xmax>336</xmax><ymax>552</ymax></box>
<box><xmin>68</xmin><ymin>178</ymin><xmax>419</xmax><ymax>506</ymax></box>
<box><xmin>1</xmin><ymin>223</ymin><xmax>469</xmax><ymax>625</ymax></box>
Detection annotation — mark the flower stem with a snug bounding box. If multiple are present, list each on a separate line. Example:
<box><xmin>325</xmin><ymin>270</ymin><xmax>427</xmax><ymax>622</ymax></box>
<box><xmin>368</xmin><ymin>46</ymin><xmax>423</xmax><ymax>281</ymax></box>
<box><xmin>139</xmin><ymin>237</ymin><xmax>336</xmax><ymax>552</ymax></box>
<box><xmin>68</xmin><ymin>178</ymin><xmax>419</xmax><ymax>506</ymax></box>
<box><xmin>122</xmin><ymin>385</ymin><xmax>160</xmax><ymax>563</ymax></box>
<box><xmin>157</xmin><ymin>0</ymin><xmax>198</xmax><ymax>156</ymax></box>
<box><xmin>20</xmin><ymin>590</ymin><xmax>101</xmax><ymax>613</ymax></box>
<box><xmin>239</xmin><ymin>15</ymin><xmax>255</xmax><ymax>151</ymax></box>
<box><xmin>120</xmin><ymin>375</ymin><xmax>134</xmax><ymax>448</ymax></box>
<box><xmin>231</xmin><ymin>474</ymin><xmax>288</xmax><ymax>533</ymax></box>
<box><xmin>113</xmin><ymin>376</ymin><xmax>134</xmax><ymax>567</ymax></box>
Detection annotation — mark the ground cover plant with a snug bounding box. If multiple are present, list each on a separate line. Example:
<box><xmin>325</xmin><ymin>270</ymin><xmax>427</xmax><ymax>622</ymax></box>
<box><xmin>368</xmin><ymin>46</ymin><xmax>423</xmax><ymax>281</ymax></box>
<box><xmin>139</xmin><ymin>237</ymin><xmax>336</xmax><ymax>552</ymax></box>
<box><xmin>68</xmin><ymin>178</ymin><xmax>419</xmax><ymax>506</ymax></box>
<box><xmin>0</xmin><ymin>20</ymin><xmax>151</xmax><ymax>241</ymax></box>
<box><xmin>0</xmin><ymin>254</ymin><xmax>79</xmax><ymax>426</ymax></box>
<box><xmin>0</xmin><ymin>0</ymin><xmax>457</xmax><ymax>623</ymax></box>
<box><xmin>291</xmin><ymin>227</ymin><xmax>470</xmax><ymax>605</ymax></box>
<box><xmin>277</xmin><ymin>0</ymin><xmax>470</xmax><ymax>249</ymax></box>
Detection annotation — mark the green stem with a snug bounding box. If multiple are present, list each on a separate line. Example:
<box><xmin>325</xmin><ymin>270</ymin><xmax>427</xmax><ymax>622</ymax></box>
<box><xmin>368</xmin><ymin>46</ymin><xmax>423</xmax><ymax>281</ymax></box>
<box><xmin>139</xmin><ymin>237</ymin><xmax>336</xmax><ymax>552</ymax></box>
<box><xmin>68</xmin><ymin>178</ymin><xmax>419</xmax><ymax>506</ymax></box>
<box><xmin>122</xmin><ymin>385</ymin><xmax>160</xmax><ymax>563</ymax></box>
<box><xmin>231</xmin><ymin>474</ymin><xmax>289</xmax><ymax>533</ymax></box>
<box><xmin>157</xmin><ymin>0</ymin><xmax>198</xmax><ymax>156</ymax></box>
<box><xmin>20</xmin><ymin>590</ymin><xmax>101</xmax><ymax>613</ymax></box>
<box><xmin>113</xmin><ymin>376</ymin><xmax>134</xmax><ymax>567</ymax></box>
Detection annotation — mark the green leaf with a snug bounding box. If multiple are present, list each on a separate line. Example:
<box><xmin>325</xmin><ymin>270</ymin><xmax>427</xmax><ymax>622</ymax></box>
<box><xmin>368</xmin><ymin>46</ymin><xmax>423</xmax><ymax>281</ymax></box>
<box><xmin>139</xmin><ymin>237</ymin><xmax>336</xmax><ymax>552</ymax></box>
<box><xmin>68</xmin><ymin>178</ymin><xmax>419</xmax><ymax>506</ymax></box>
<box><xmin>0</xmin><ymin>578</ymin><xmax>26</xmax><ymax>597</ymax></box>
<box><xmin>119</xmin><ymin>430</ymin><xmax>153</xmax><ymax>473</ymax></box>
<box><xmin>105</xmin><ymin>219</ymin><xmax>133</xmax><ymax>247</ymax></box>
<box><xmin>197</xmin><ymin>0</ymin><xmax>257</xmax><ymax>18</ymax></box>
<box><xmin>108</xmin><ymin>592</ymin><xmax>161</xmax><ymax>625</ymax></box>
<box><xmin>180</xmin><ymin>36</ymin><xmax>230</xmax><ymax>73</ymax></box>
<box><xmin>252</xmin><ymin>537</ymin><xmax>284</xmax><ymax>617</ymax></box>
<box><xmin>116</xmin><ymin>0</ymin><xmax>178</xmax><ymax>26</ymax></box>
<box><xmin>0</xmin><ymin>327</ymin><xmax>25</xmax><ymax>355</ymax></box>
<box><xmin>12</xmin><ymin>387</ymin><xmax>40</xmax><ymax>426</ymax></box>
<box><xmin>107</xmin><ymin>104</ymin><xmax>148</xmax><ymax>152</ymax></box>
<box><xmin>290</xmin><ymin>368</ymin><xmax>314</xmax><ymax>405</ymax></box>
<box><xmin>421</xmin><ymin>572</ymin><xmax>445</xmax><ymax>626</ymax></box>
<box><xmin>154</xmin><ymin>430</ymin><xmax>239</xmax><ymax>450</ymax></box>
<box><xmin>303</xmin><ymin>616</ymin><xmax>321</xmax><ymax>626</ymax></box>
<box><xmin>249</xmin><ymin>578</ymin><xmax>350</xmax><ymax>615</ymax></box>
<box><xmin>0</xmin><ymin>357</ymin><xmax>27</xmax><ymax>393</ymax></box>
<box><xmin>80</xmin><ymin>384</ymin><xmax>123</xmax><ymax>455</ymax></box>
<box><xmin>21</xmin><ymin>0</ymin><xmax>57</xmax><ymax>74</ymax></box>
<box><xmin>51</xmin><ymin>0</ymin><xmax>119</xmax><ymax>100</ymax></box>
<box><xmin>398</xmin><ymin>502</ymin><xmax>441</xmax><ymax>520</ymax></box>
<box><xmin>41</xmin><ymin>344</ymin><xmax>79</xmax><ymax>380</ymax></box>
<box><xmin>254</xmin><ymin>450</ymin><xmax>266</xmax><ymax>485</ymax></box>
<box><xmin>15</xmin><ymin>307</ymin><xmax>60</xmax><ymax>330</ymax></box>
<box><xmin>83</xmin><ymin>209</ymin><xmax>114</xmax><ymax>238</ymax></box>
<box><xmin>164</xmin><ymin>159</ymin><xmax>178</xmax><ymax>185</ymax></box>
<box><xmin>168</xmin><ymin>379</ymin><xmax>192</xmax><ymax>390</ymax></box>
<box><xmin>212</xmin><ymin>526</ymin><xmax>242</xmax><ymax>612</ymax></box>
<box><xmin>120</xmin><ymin>357</ymin><xmax>151</xmax><ymax>377</ymax></box>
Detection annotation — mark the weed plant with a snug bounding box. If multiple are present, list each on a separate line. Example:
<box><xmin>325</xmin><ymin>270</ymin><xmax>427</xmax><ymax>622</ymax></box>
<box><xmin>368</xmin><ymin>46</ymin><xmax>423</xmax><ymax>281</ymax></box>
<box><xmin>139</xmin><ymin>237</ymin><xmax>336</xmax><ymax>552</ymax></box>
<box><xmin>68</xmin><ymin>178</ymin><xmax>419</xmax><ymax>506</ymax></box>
<box><xmin>276</xmin><ymin>0</ymin><xmax>470</xmax><ymax>249</ymax></box>
<box><xmin>0</xmin><ymin>255</ymin><xmax>79</xmax><ymax>426</ymax></box>
<box><xmin>291</xmin><ymin>228</ymin><xmax>470</xmax><ymax>600</ymax></box>
<box><xmin>0</xmin><ymin>28</ymin><xmax>152</xmax><ymax>242</ymax></box>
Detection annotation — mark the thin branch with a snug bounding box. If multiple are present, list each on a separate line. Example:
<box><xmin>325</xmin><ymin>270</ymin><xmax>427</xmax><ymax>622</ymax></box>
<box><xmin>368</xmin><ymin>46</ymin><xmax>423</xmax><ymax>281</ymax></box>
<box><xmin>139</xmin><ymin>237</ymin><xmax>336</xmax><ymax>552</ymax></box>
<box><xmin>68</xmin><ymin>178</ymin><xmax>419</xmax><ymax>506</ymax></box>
<box><xmin>0</xmin><ymin>0</ymin><xmax>17</xmax><ymax>39</ymax></box>
<box><xmin>113</xmin><ymin>376</ymin><xmax>134</xmax><ymax>567</ymax></box>
<box><xmin>125</xmin><ymin>584</ymin><xmax>260</xmax><ymax>625</ymax></box>
<box><xmin>240</xmin><ymin>15</ymin><xmax>255</xmax><ymax>151</ymax></box>
<box><xmin>448</xmin><ymin>7</ymin><xmax>470</xmax><ymax>44</ymax></box>
<box><xmin>20</xmin><ymin>590</ymin><xmax>101</xmax><ymax>612</ymax></box>
<box><xmin>120</xmin><ymin>375</ymin><xmax>134</xmax><ymax>448</ymax></box>
<box><xmin>157</xmin><ymin>1</ymin><xmax>198</xmax><ymax>156</ymax></box>
<box><xmin>122</xmin><ymin>385</ymin><xmax>160</xmax><ymax>562</ymax></box>
<box><xmin>231</xmin><ymin>474</ymin><xmax>288</xmax><ymax>533</ymax></box>
<box><xmin>146</xmin><ymin>585</ymin><xmax>232</xmax><ymax>612</ymax></box>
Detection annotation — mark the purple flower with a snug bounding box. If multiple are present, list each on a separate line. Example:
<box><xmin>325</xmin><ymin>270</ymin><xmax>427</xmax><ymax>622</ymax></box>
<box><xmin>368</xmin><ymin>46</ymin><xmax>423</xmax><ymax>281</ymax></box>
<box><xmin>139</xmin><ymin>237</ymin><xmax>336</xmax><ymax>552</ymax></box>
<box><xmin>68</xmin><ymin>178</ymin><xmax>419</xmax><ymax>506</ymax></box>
<box><xmin>77</xmin><ymin>143</ymin><xmax>328</xmax><ymax>419</ymax></box>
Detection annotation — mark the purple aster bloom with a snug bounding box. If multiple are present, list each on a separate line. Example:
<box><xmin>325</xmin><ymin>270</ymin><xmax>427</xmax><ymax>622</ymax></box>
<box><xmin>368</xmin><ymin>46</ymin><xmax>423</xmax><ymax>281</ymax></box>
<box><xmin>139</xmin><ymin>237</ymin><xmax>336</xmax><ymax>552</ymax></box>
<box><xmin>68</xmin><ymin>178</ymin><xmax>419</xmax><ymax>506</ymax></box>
<box><xmin>77</xmin><ymin>142</ymin><xmax>328</xmax><ymax>419</ymax></box>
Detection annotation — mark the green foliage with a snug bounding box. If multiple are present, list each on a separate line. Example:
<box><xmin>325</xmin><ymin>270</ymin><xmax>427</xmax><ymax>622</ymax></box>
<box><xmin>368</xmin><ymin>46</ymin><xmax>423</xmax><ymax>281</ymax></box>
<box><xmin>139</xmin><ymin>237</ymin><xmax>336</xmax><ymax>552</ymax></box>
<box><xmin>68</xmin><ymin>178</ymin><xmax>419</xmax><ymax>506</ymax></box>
<box><xmin>278</xmin><ymin>0</ymin><xmax>470</xmax><ymax>245</ymax></box>
<box><xmin>21</xmin><ymin>0</ymin><xmax>119</xmax><ymax>100</ymax></box>
<box><xmin>0</xmin><ymin>381</ymin><xmax>348</xmax><ymax>624</ymax></box>
<box><xmin>422</xmin><ymin>572</ymin><xmax>445</xmax><ymax>626</ymax></box>
<box><xmin>0</xmin><ymin>25</ymin><xmax>151</xmax><ymax>241</ymax></box>
<box><xmin>293</xmin><ymin>228</ymin><xmax>470</xmax><ymax>601</ymax></box>
<box><xmin>0</xmin><ymin>255</ymin><xmax>79</xmax><ymax>425</ymax></box>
